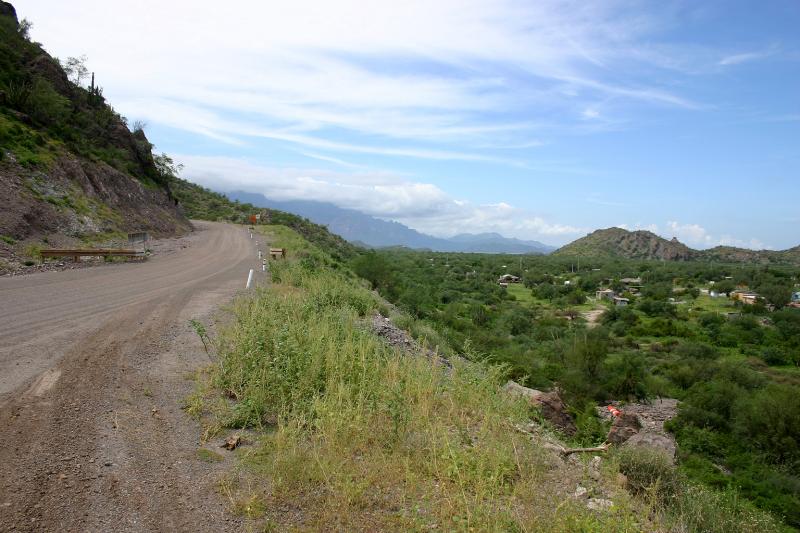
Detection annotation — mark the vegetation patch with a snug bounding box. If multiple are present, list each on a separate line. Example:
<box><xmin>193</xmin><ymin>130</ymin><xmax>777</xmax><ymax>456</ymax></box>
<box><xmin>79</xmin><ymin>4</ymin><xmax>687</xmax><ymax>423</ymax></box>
<box><xmin>201</xmin><ymin>226</ymin><xmax>655</xmax><ymax>531</ymax></box>
<box><xmin>190</xmin><ymin>224</ymin><xmax>785</xmax><ymax>531</ymax></box>
<box><xmin>196</xmin><ymin>448</ymin><xmax>224</xmax><ymax>463</ymax></box>
<box><xmin>347</xmin><ymin>247</ymin><xmax>800</xmax><ymax>527</ymax></box>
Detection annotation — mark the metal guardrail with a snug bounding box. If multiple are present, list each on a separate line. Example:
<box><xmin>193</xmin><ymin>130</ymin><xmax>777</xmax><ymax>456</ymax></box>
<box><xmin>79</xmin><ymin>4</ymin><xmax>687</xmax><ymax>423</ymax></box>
<box><xmin>269</xmin><ymin>248</ymin><xmax>286</xmax><ymax>259</ymax></box>
<box><xmin>41</xmin><ymin>249</ymin><xmax>146</xmax><ymax>262</ymax></box>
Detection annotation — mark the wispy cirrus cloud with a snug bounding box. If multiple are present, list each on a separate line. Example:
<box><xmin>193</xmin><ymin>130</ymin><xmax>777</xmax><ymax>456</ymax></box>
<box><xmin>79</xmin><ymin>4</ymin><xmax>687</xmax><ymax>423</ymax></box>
<box><xmin>25</xmin><ymin>0</ymin><xmax>707</xmax><ymax>154</ymax></box>
<box><xmin>19</xmin><ymin>0</ymin><xmax>797</xmax><ymax>248</ymax></box>
<box><xmin>718</xmin><ymin>51</ymin><xmax>767</xmax><ymax>66</ymax></box>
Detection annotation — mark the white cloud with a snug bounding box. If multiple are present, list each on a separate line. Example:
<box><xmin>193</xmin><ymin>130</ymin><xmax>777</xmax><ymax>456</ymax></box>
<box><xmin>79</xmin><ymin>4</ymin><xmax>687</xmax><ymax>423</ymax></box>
<box><xmin>612</xmin><ymin>221</ymin><xmax>771</xmax><ymax>250</ymax></box>
<box><xmin>582</xmin><ymin>108</ymin><xmax>601</xmax><ymax>120</ymax></box>
<box><xmin>21</xmin><ymin>0</ymin><xmax>702</xmax><ymax>152</ymax></box>
<box><xmin>664</xmin><ymin>221</ymin><xmax>770</xmax><ymax>250</ymax></box>
<box><xmin>666</xmin><ymin>221</ymin><xmax>711</xmax><ymax>244</ymax></box>
<box><xmin>178</xmin><ymin>155</ymin><xmax>583</xmax><ymax>240</ymax></box>
<box><xmin>718</xmin><ymin>52</ymin><xmax>764</xmax><ymax>66</ymax></box>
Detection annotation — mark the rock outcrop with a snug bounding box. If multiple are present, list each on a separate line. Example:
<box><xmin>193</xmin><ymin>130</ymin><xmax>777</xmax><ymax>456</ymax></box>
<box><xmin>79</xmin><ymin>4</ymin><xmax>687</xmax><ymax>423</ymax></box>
<box><xmin>623</xmin><ymin>431</ymin><xmax>676</xmax><ymax>460</ymax></box>
<box><xmin>607</xmin><ymin>413</ymin><xmax>641</xmax><ymax>445</ymax></box>
<box><xmin>599</xmin><ymin>398</ymin><xmax>679</xmax><ymax>462</ymax></box>
<box><xmin>0</xmin><ymin>154</ymin><xmax>190</xmax><ymax>241</ymax></box>
<box><xmin>504</xmin><ymin>381</ymin><xmax>577</xmax><ymax>435</ymax></box>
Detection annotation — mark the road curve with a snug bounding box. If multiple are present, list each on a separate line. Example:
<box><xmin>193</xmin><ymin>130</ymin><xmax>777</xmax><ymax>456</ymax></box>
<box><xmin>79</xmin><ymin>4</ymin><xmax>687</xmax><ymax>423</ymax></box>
<box><xmin>0</xmin><ymin>221</ymin><xmax>262</xmax><ymax>532</ymax></box>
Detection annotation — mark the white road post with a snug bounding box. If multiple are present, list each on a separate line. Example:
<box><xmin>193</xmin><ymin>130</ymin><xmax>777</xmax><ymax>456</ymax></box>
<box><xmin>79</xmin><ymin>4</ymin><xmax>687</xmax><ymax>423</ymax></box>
<box><xmin>258</xmin><ymin>250</ymin><xmax>262</xmax><ymax>259</ymax></box>
<box><xmin>246</xmin><ymin>269</ymin><xmax>254</xmax><ymax>289</ymax></box>
<box><xmin>262</xmin><ymin>259</ymin><xmax>266</xmax><ymax>272</ymax></box>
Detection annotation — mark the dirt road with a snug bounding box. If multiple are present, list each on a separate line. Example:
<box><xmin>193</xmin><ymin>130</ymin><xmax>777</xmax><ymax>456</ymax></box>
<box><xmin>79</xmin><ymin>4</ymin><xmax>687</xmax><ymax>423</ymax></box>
<box><xmin>0</xmin><ymin>221</ymin><xmax>260</xmax><ymax>532</ymax></box>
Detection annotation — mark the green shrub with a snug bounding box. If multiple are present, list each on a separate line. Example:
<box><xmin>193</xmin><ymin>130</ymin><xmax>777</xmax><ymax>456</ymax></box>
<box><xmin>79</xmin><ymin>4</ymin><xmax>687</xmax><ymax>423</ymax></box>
<box><xmin>26</xmin><ymin>77</ymin><xmax>70</xmax><ymax>125</ymax></box>
<box><xmin>23</xmin><ymin>243</ymin><xmax>42</xmax><ymax>261</ymax></box>
<box><xmin>671</xmin><ymin>483</ymin><xmax>782</xmax><ymax>533</ymax></box>
<box><xmin>616</xmin><ymin>446</ymin><xmax>682</xmax><ymax>508</ymax></box>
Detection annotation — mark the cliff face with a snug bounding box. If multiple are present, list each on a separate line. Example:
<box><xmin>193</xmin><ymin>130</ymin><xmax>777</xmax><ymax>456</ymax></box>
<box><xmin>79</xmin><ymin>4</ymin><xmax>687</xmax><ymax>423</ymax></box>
<box><xmin>0</xmin><ymin>153</ymin><xmax>190</xmax><ymax>241</ymax></box>
<box><xmin>0</xmin><ymin>1</ymin><xmax>190</xmax><ymax>267</ymax></box>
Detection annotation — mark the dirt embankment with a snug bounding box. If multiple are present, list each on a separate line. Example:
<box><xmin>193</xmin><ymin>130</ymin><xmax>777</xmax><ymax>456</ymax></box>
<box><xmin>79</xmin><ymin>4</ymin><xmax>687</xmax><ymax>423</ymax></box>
<box><xmin>0</xmin><ymin>153</ymin><xmax>192</xmax><ymax>272</ymax></box>
<box><xmin>0</xmin><ymin>221</ymin><xmax>262</xmax><ymax>532</ymax></box>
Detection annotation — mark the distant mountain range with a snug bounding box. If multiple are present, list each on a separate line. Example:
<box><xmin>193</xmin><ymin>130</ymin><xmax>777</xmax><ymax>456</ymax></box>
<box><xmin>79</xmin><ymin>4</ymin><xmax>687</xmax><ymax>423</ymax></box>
<box><xmin>226</xmin><ymin>191</ymin><xmax>555</xmax><ymax>254</ymax></box>
<box><xmin>553</xmin><ymin>227</ymin><xmax>800</xmax><ymax>264</ymax></box>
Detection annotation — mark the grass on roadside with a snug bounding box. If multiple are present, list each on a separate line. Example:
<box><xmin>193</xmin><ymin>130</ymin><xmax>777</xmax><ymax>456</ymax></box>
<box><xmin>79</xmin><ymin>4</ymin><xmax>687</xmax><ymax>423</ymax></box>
<box><xmin>196</xmin><ymin>224</ymin><xmax>782</xmax><ymax>532</ymax></box>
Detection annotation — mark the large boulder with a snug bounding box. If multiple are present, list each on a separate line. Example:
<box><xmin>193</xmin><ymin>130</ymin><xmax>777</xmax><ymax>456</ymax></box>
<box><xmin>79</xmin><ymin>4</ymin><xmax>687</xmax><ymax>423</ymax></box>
<box><xmin>623</xmin><ymin>431</ymin><xmax>676</xmax><ymax>463</ymax></box>
<box><xmin>504</xmin><ymin>381</ymin><xmax>577</xmax><ymax>435</ymax></box>
<box><xmin>607</xmin><ymin>412</ymin><xmax>641</xmax><ymax>445</ymax></box>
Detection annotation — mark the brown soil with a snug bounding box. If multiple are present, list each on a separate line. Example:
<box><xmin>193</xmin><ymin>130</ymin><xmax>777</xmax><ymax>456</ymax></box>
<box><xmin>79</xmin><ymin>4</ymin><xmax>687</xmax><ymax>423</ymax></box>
<box><xmin>0</xmin><ymin>221</ymin><xmax>264</xmax><ymax>532</ymax></box>
<box><xmin>581</xmin><ymin>307</ymin><xmax>605</xmax><ymax>328</ymax></box>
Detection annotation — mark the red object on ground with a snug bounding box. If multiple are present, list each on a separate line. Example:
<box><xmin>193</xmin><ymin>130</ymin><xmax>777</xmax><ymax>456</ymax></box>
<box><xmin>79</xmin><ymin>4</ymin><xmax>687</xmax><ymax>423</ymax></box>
<box><xmin>607</xmin><ymin>405</ymin><xmax>621</xmax><ymax>417</ymax></box>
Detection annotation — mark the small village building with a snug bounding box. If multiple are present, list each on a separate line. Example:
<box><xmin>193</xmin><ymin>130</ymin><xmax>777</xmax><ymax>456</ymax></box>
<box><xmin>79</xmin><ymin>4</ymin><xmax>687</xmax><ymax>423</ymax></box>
<box><xmin>733</xmin><ymin>291</ymin><xmax>760</xmax><ymax>305</ymax></box>
<box><xmin>612</xmin><ymin>296</ymin><xmax>629</xmax><ymax>307</ymax></box>
<box><xmin>619</xmin><ymin>277</ymin><xmax>643</xmax><ymax>293</ymax></box>
<box><xmin>596</xmin><ymin>289</ymin><xmax>616</xmax><ymax>301</ymax></box>
<box><xmin>498</xmin><ymin>274</ymin><xmax>521</xmax><ymax>284</ymax></box>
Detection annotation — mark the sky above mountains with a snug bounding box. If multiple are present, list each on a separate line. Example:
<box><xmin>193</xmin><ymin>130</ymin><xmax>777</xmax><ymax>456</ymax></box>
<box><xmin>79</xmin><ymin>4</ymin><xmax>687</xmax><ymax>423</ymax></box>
<box><xmin>19</xmin><ymin>0</ymin><xmax>800</xmax><ymax>248</ymax></box>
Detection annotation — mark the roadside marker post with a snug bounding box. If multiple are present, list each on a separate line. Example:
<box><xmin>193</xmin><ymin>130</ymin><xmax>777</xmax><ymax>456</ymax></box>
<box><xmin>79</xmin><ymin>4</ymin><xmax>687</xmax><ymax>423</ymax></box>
<box><xmin>246</xmin><ymin>269</ymin><xmax>254</xmax><ymax>289</ymax></box>
<box><xmin>258</xmin><ymin>250</ymin><xmax>262</xmax><ymax>259</ymax></box>
<box><xmin>262</xmin><ymin>259</ymin><xmax>266</xmax><ymax>272</ymax></box>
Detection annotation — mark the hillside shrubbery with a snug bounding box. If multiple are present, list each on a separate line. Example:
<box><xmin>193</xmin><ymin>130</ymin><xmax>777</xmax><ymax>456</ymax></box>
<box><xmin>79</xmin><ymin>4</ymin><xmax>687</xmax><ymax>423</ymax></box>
<box><xmin>0</xmin><ymin>9</ymin><xmax>167</xmax><ymax>187</ymax></box>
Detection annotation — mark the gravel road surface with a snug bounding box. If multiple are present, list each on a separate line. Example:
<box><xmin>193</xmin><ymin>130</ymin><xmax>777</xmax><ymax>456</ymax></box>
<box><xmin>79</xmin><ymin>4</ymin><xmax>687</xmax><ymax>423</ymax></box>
<box><xmin>0</xmin><ymin>221</ymin><xmax>262</xmax><ymax>532</ymax></box>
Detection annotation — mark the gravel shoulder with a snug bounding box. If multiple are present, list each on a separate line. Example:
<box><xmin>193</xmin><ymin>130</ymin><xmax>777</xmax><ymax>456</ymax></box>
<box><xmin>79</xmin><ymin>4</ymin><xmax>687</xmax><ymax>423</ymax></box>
<box><xmin>0</xmin><ymin>221</ymin><xmax>264</xmax><ymax>532</ymax></box>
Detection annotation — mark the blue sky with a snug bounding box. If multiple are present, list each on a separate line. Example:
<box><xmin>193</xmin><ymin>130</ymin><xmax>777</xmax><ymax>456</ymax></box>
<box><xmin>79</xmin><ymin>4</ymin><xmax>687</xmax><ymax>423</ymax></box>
<box><xmin>19</xmin><ymin>0</ymin><xmax>800</xmax><ymax>248</ymax></box>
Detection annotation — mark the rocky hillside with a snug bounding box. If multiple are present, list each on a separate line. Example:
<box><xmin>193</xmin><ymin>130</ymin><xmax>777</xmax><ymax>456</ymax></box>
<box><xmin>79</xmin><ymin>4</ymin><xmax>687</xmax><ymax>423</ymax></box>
<box><xmin>555</xmin><ymin>227</ymin><xmax>800</xmax><ymax>264</ymax></box>
<box><xmin>0</xmin><ymin>2</ymin><xmax>189</xmax><ymax>271</ymax></box>
<box><xmin>554</xmin><ymin>227</ymin><xmax>696</xmax><ymax>260</ymax></box>
<box><xmin>698</xmin><ymin>244</ymin><xmax>800</xmax><ymax>265</ymax></box>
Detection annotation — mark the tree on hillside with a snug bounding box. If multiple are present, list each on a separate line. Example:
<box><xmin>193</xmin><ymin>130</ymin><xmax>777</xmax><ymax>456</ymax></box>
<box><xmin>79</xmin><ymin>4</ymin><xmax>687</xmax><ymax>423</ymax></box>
<box><xmin>154</xmin><ymin>152</ymin><xmax>183</xmax><ymax>179</ymax></box>
<box><xmin>62</xmin><ymin>55</ymin><xmax>89</xmax><ymax>86</ymax></box>
<box><xmin>18</xmin><ymin>17</ymin><xmax>32</xmax><ymax>39</ymax></box>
